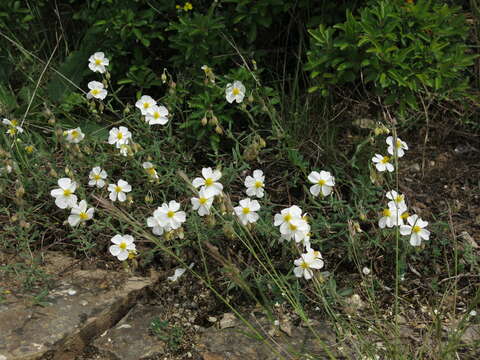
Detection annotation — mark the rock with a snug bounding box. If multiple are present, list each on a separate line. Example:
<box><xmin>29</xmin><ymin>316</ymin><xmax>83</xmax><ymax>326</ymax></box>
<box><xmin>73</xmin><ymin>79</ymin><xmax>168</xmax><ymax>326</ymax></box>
<box><xmin>92</xmin><ymin>304</ymin><xmax>166</xmax><ymax>360</ymax></box>
<box><xmin>0</xmin><ymin>252</ymin><xmax>156</xmax><ymax>360</ymax></box>
<box><xmin>198</xmin><ymin>314</ymin><xmax>336</xmax><ymax>360</ymax></box>
<box><xmin>219</xmin><ymin>313</ymin><xmax>237</xmax><ymax>329</ymax></box>
<box><xmin>461</xmin><ymin>325</ymin><xmax>480</xmax><ymax>343</ymax></box>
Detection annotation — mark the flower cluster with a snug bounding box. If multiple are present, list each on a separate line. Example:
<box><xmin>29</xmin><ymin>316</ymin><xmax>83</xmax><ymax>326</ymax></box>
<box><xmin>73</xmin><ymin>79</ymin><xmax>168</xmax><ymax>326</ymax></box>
<box><xmin>2</xmin><ymin>118</ymin><xmax>23</xmax><ymax>137</ymax></box>
<box><xmin>373</xmin><ymin>136</ymin><xmax>430</xmax><ymax>246</ymax></box>
<box><xmin>135</xmin><ymin>95</ymin><xmax>169</xmax><ymax>125</ymax></box>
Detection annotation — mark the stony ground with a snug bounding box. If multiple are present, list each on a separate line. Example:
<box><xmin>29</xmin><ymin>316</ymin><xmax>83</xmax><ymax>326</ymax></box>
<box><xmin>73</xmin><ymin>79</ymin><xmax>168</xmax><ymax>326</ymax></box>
<box><xmin>1</xmin><ymin>136</ymin><xmax>479</xmax><ymax>360</ymax></box>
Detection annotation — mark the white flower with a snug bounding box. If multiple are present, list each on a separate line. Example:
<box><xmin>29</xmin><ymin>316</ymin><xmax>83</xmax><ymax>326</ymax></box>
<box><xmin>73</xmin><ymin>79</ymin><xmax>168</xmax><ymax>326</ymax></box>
<box><xmin>135</xmin><ymin>95</ymin><xmax>156</xmax><ymax>115</ymax></box>
<box><xmin>64</xmin><ymin>127</ymin><xmax>85</xmax><ymax>144</ymax></box>
<box><xmin>400</xmin><ymin>214</ymin><xmax>430</xmax><ymax>246</ymax></box>
<box><xmin>88</xmin><ymin>52</ymin><xmax>109</xmax><ymax>73</ymax></box>
<box><xmin>372</xmin><ymin>154</ymin><xmax>394</xmax><ymax>172</ymax></box>
<box><xmin>88</xmin><ymin>167</ymin><xmax>107</xmax><ymax>188</ymax></box>
<box><xmin>145</xmin><ymin>105</ymin><xmax>169</xmax><ymax>125</ymax></box>
<box><xmin>378</xmin><ymin>204</ymin><xmax>404</xmax><ymax>228</ymax></box>
<box><xmin>51</xmin><ymin>177</ymin><xmax>78</xmax><ymax>209</ymax></box>
<box><xmin>225</xmin><ymin>81</ymin><xmax>245</xmax><ymax>104</ymax></box>
<box><xmin>109</xmin><ymin>234</ymin><xmax>135</xmax><ymax>261</ymax></box>
<box><xmin>108</xmin><ymin>126</ymin><xmax>132</xmax><ymax>147</ymax></box>
<box><xmin>191</xmin><ymin>188</ymin><xmax>214</xmax><ymax>216</ymax></box>
<box><xmin>386</xmin><ymin>190</ymin><xmax>407</xmax><ymax>210</ymax></box>
<box><xmin>244</xmin><ymin>169</ymin><xmax>265</xmax><ymax>198</ymax></box>
<box><xmin>118</xmin><ymin>143</ymin><xmax>130</xmax><ymax>157</ymax></box>
<box><xmin>168</xmin><ymin>268</ymin><xmax>186</xmax><ymax>282</ymax></box>
<box><xmin>362</xmin><ymin>267</ymin><xmax>371</xmax><ymax>275</ymax></box>
<box><xmin>293</xmin><ymin>249</ymin><xmax>324</xmax><ymax>280</ymax></box>
<box><xmin>86</xmin><ymin>81</ymin><xmax>107</xmax><ymax>100</ymax></box>
<box><xmin>192</xmin><ymin>167</ymin><xmax>223</xmax><ymax>197</ymax></box>
<box><xmin>386</xmin><ymin>136</ymin><xmax>408</xmax><ymax>158</ymax></box>
<box><xmin>308</xmin><ymin>170</ymin><xmax>335</xmax><ymax>197</ymax></box>
<box><xmin>2</xmin><ymin>118</ymin><xmax>23</xmax><ymax>136</ymax></box>
<box><xmin>142</xmin><ymin>162</ymin><xmax>159</xmax><ymax>179</ymax></box>
<box><xmin>147</xmin><ymin>208</ymin><xmax>169</xmax><ymax>236</ymax></box>
<box><xmin>153</xmin><ymin>200</ymin><xmax>186</xmax><ymax>230</ymax></box>
<box><xmin>274</xmin><ymin>205</ymin><xmax>303</xmax><ymax>228</ymax></box>
<box><xmin>108</xmin><ymin>179</ymin><xmax>132</xmax><ymax>202</ymax></box>
<box><xmin>234</xmin><ymin>198</ymin><xmax>260</xmax><ymax>225</ymax></box>
<box><xmin>280</xmin><ymin>218</ymin><xmax>310</xmax><ymax>243</ymax></box>
<box><xmin>469</xmin><ymin>310</ymin><xmax>477</xmax><ymax>317</ymax></box>
<box><xmin>68</xmin><ymin>200</ymin><xmax>94</xmax><ymax>226</ymax></box>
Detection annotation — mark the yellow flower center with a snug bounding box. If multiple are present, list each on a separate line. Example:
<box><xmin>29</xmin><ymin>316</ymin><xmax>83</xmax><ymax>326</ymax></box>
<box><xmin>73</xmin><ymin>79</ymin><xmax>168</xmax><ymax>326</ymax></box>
<box><xmin>117</xmin><ymin>132</ymin><xmax>123</xmax><ymax>140</ymax></box>
<box><xmin>147</xmin><ymin>168</ymin><xmax>156</xmax><ymax>175</ymax></box>
<box><xmin>11</xmin><ymin>120</ymin><xmax>18</xmax><ymax>126</ymax></box>
<box><xmin>412</xmin><ymin>225</ymin><xmax>421</xmax><ymax>233</ymax></box>
<box><xmin>317</xmin><ymin>179</ymin><xmax>326</xmax><ymax>186</ymax></box>
<box><xmin>283</xmin><ymin>214</ymin><xmax>292</xmax><ymax>222</ymax></box>
<box><xmin>382</xmin><ymin>209</ymin><xmax>391</xmax><ymax>217</ymax></box>
<box><xmin>167</xmin><ymin>210</ymin><xmax>175</xmax><ymax>218</ymax></box>
<box><xmin>25</xmin><ymin>146</ymin><xmax>34</xmax><ymax>153</ymax></box>
<box><xmin>199</xmin><ymin>197</ymin><xmax>207</xmax><ymax>205</ymax></box>
<box><xmin>115</xmin><ymin>186</ymin><xmax>122</xmax><ymax>193</ymax></box>
<box><xmin>119</xmin><ymin>242</ymin><xmax>127</xmax><ymax>250</ymax></box>
<box><xmin>232</xmin><ymin>87</ymin><xmax>240</xmax><ymax>96</ymax></box>
<box><xmin>63</xmin><ymin>189</ymin><xmax>72</xmax><ymax>196</ymax></box>
<box><xmin>91</xmin><ymin>89</ymin><xmax>100</xmax><ymax>96</ymax></box>
<box><xmin>7</xmin><ymin>128</ymin><xmax>16</xmax><ymax>135</ymax></box>
<box><xmin>381</xmin><ymin>156</ymin><xmax>390</xmax><ymax>164</ymax></box>
<box><xmin>289</xmin><ymin>223</ymin><xmax>297</xmax><ymax>231</ymax></box>
<box><xmin>242</xmin><ymin>207</ymin><xmax>250</xmax><ymax>214</ymax></box>
<box><xmin>71</xmin><ymin>130</ymin><xmax>79</xmax><ymax>138</ymax></box>
<box><xmin>205</xmin><ymin>178</ymin><xmax>214</xmax><ymax>186</ymax></box>
<box><xmin>143</xmin><ymin>102</ymin><xmax>150</xmax><ymax>109</ymax></box>
<box><xmin>401</xmin><ymin>212</ymin><xmax>409</xmax><ymax>220</ymax></box>
<box><xmin>79</xmin><ymin>212</ymin><xmax>89</xmax><ymax>220</ymax></box>
<box><xmin>300</xmin><ymin>261</ymin><xmax>309</xmax><ymax>269</ymax></box>
<box><xmin>255</xmin><ymin>180</ymin><xmax>263</xmax><ymax>188</ymax></box>
<box><xmin>94</xmin><ymin>174</ymin><xmax>101</xmax><ymax>180</ymax></box>
<box><xmin>395</xmin><ymin>195</ymin><xmax>403</xmax><ymax>203</ymax></box>
<box><xmin>153</xmin><ymin>112</ymin><xmax>160</xmax><ymax>119</ymax></box>
<box><xmin>95</xmin><ymin>59</ymin><xmax>102</xmax><ymax>65</ymax></box>
<box><xmin>396</xmin><ymin>139</ymin><xmax>402</xmax><ymax>148</ymax></box>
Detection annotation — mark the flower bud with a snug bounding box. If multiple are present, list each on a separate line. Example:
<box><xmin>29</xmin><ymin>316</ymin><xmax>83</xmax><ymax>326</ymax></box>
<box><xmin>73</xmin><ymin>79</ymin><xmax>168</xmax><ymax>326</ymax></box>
<box><xmin>16</xmin><ymin>186</ymin><xmax>25</xmax><ymax>198</ymax></box>
<box><xmin>48</xmin><ymin>117</ymin><xmax>56</xmax><ymax>125</ymax></box>
<box><xmin>201</xmin><ymin>117</ymin><xmax>208</xmax><ymax>126</ymax></box>
<box><xmin>145</xmin><ymin>195</ymin><xmax>153</xmax><ymax>203</ymax></box>
<box><xmin>49</xmin><ymin>168</ymin><xmax>58</xmax><ymax>177</ymax></box>
<box><xmin>223</xmin><ymin>223</ymin><xmax>235</xmax><ymax>240</ymax></box>
<box><xmin>215</xmin><ymin>125</ymin><xmax>223</xmax><ymax>134</ymax></box>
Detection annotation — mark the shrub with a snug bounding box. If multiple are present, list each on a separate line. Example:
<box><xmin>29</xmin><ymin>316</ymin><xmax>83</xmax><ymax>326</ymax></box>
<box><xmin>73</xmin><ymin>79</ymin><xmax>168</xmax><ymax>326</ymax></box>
<box><xmin>306</xmin><ymin>0</ymin><xmax>476</xmax><ymax>113</ymax></box>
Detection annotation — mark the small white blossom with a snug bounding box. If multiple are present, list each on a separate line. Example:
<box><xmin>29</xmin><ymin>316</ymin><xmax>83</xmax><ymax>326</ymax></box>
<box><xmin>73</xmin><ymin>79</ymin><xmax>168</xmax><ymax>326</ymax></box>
<box><xmin>372</xmin><ymin>154</ymin><xmax>394</xmax><ymax>172</ymax></box>
<box><xmin>386</xmin><ymin>136</ymin><xmax>408</xmax><ymax>158</ymax></box>
<box><xmin>109</xmin><ymin>234</ymin><xmax>135</xmax><ymax>261</ymax></box>
<box><xmin>153</xmin><ymin>200</ymin><xmax>186</xmax><ymax>230</ymax></box>
<box><xmin>362</xmin><ymin>267</ymin><xmax>371</xmax><ymax>275</ymax></box>
<box><xmin>378</xmin><ymin>204</ymin><xmax>404</xmax><ymax>228</ymax></box>
<box><xmin>64</xmin><ymin>127</ymin><xmax>85</xmax><ymax>144</ymax></box>
<box><xmin>386</xmin><ymin>190</ymin><xmax>407</xmax><ymax>210</ymax></box>
<box><xmin>234</xmin><ymin>198</ymin><xmax>260</xmax><ymax>225</ymax></box>
<box><xmin>142</xmin><ymin>162</ymin><xmax>159</xmax><ymax>180</ymax></box>
<box><xmin>108</xmin><ymin>126</ymin><xmax>132</xmax><ymax>147</ymax></box>
<box><xmin>88</xmin><ymin>52</ymin><xmax>109</xmax><ymax>73</ymax></box>
<box><xmin>145</xmin><ymin>105</ymin><xmax>169</xmax><ymax>125</ymax></box>
<box><xmin>293</xmin><ymin>249</ymin><xmax>324</xmax><ymax>280</ymax></box>
<box><xmin>274</xmin><ymin>205</ymin><xmax>303</xmax><ymax>228</ymax></box>
<box><xmin>135</xmin><ymin>95</ymin><xmax>156</xmax><ymax>115</ymax></box>
<box><xmin>191</xmin><ymin>188</ymin><xmax>214</xmax><ymax>216</ymax></box>
<box><xmin>2</xmin><ymin>118</ymin><xmax>23</xmax><ymax>136</ymax></box>
<box><xmin>225</xmin><ymin>81</ymin><xmax>245</xmax><ymax>104</ymax></box>
<box><xmin>280</xmin><ymin>217</ymin><xmax>310</xmax><ymax>243</ymax></box>
<box><xmin>192</xmin><ymin>167</ymin><xmax>223</xmax><ymax>197</ymax></box>
<box><xmin>108</xmin><ymin>179</ymin><xmax>132</xmax><ymax>202</ymax></box>
<box><xmin>308</xmin><ymin>170</ymin><xmax>335</xmax><ymax>197</ymax></box>
<box><xmin>68</xmin><ymin>200</ymin><xmax>94</xmax><ymax>227</ymax></box>
<box><xmin>244</xmin><ymin>169</ymin><xmax>265</xmax><ymax>198</ymax></box>
<box><xmin>88</xmin><ymin>167</ymin><xmax>107</xmax><ymax>188</ymax></box>
<box><xmin>86</xmin><ymin>81</ymin><xmax>107</xmax><ymax>100</ymax></box>
<box><xmin>51</xmin><ymin>177</ymin><xmax>78</xmax><ymax>209</ymax></box>
<box><xmin>147</xmin><ymin>208</ymin><xmax>168</xmax><ymax>236</ymax></box>
<box><xmin>400</xmin><ymin>214</ymin><xmax>430</xmax><ymax>246</ymax></box>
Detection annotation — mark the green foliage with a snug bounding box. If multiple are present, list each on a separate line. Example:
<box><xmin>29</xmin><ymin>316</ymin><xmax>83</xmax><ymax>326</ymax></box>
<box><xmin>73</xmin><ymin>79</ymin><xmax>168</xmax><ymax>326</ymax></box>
<box><xmin>306</xmin><ymin>0</ymin><xmax>476</xmax><ymax>113</ymax></box>
<box><xmin>149</xmin><ymin>318</ymin><xmax>184</xmax><ymax>351</ymax></box>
